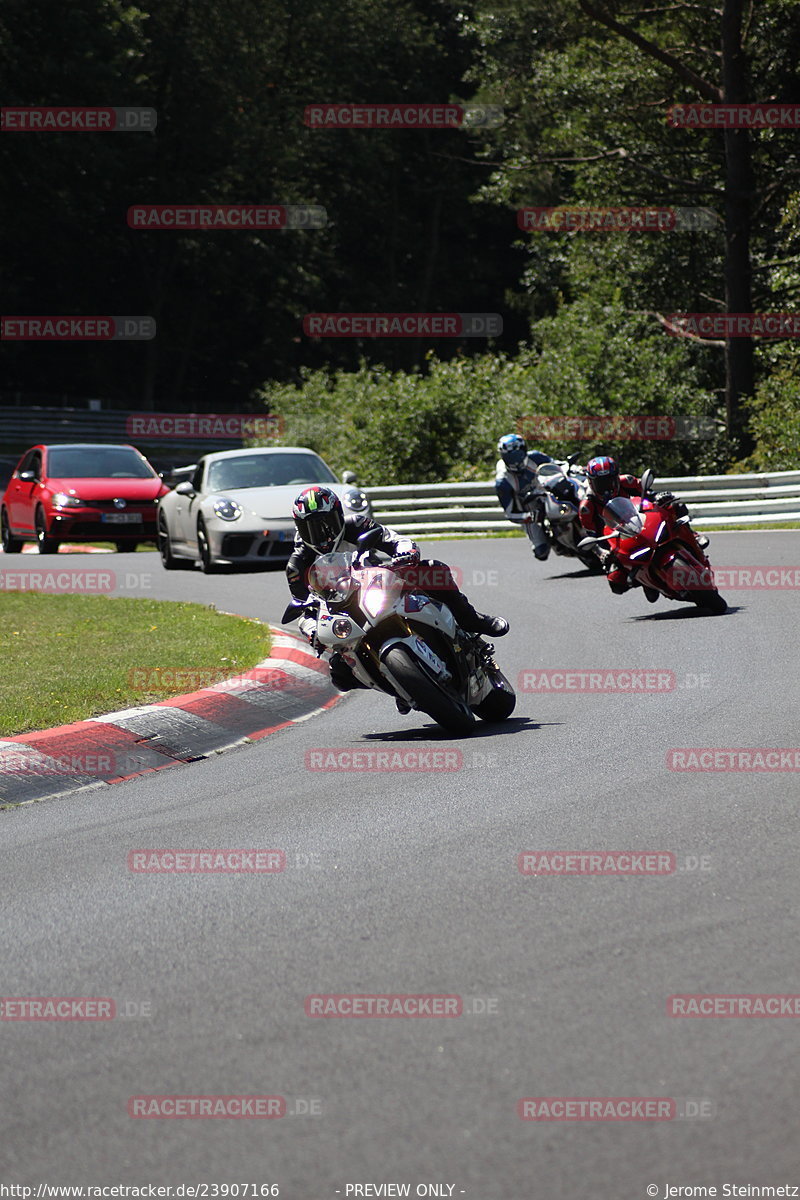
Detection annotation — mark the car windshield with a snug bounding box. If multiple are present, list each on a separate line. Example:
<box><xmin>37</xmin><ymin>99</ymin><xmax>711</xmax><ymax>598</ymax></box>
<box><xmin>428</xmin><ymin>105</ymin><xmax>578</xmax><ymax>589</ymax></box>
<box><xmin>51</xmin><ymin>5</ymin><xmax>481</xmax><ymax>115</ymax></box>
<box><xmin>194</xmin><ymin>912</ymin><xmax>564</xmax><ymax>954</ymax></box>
<box><xmin>46</xmin><ymin>447</ymin><xmax>156</xmax><ymax>479</ymax></box>
<box><xmin>206</xmin><ymin>453</ymin><xmax>337</xmax><ymax>492</ymax></box>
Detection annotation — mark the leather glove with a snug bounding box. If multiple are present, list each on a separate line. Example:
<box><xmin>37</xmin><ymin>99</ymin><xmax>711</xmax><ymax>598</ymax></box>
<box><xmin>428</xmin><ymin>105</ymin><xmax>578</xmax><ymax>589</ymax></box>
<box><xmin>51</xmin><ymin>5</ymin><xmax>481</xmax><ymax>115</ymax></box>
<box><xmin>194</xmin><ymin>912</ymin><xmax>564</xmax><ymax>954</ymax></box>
<box><xmin>391</xmin><ymin>543</ymin><xmax>420</xmax><ymax>570</ymax></box>
<box><xmin>654</xmin><ymin>491</ymin><xmax>677</xmax><ymax>506</ymax></box>
<box><xmin>298</xmin><ymin>615</ymin><xmax>321</xmax><ymax>651</ymax></box>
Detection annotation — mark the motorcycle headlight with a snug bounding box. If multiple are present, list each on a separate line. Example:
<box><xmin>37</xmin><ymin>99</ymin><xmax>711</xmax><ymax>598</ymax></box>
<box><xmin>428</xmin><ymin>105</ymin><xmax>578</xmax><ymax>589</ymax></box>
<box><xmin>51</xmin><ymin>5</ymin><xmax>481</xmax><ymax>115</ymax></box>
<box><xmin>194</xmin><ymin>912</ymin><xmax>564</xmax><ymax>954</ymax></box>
<box><xmin>213</xmin><ymin>498</ymin><xmax>242</xmax><ymax>522</ymax></box>
<box><xmin>342</xmin><ymin>489</ymin><xmax>368</xmax><ymax>512</ymax></box>
<box><xmin>332</xmin><ymin>618</ymin><xmax>354</xmax><ymax>639</ymax></box>
<box><xmin>52</xmin><ymin>493</ymin><xmax>84</xmax><ymax>508</ymax></box>
<box><xmin>362</xmin><ymin>582</ymin><xmax>387</xmax><ymax>618</ymax></box>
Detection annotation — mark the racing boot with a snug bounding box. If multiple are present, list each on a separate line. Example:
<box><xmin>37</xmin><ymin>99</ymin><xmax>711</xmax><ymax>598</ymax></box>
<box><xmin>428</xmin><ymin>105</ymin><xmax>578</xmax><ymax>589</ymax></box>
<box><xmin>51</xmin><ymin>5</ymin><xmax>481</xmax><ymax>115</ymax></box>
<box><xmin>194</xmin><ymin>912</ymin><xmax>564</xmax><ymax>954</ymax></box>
<box><xmin>439</xmin><ymin>590</ymin><xmax>510</xmax><ymax>637</ymax></box>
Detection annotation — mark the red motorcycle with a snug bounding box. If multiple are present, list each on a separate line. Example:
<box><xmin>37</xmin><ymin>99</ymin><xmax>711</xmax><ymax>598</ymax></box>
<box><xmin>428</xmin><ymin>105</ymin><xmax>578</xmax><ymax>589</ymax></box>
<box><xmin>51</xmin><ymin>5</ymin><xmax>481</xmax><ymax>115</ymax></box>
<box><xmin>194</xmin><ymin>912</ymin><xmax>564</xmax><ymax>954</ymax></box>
<box><xmin>578</xmin><ymin>470</ymin><xmax>727</xmax><ymax>614</ymax></box>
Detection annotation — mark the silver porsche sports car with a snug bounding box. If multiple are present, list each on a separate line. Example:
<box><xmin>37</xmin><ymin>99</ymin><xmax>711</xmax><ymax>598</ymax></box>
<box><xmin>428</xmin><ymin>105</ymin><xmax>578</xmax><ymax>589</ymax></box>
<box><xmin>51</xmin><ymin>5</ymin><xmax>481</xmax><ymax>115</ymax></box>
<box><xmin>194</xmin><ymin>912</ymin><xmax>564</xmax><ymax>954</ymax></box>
<box><xmin>157</xmin><ymin>446</ymin><xmax>371</xmax><ymax>572</ymax></box>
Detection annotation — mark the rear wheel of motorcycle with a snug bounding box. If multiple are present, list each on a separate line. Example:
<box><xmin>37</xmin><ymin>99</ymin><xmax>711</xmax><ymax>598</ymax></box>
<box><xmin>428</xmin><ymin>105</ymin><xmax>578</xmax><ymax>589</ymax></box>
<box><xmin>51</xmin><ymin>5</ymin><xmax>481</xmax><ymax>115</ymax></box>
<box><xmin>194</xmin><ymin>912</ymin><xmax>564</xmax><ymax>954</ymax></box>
<box><xmin>688</xmin><ymin>589</ymin><xmax>728</xmax><ymax>614</ymax></box>
<box><xmin>473</xmin><ymin>674</ymin><xmax>516</xmax><ymax>722</ymax></box>
<box><xmin>383</xmin><ymin>647</ymin><xmax>475</xmax><ymax>734</ymax></box>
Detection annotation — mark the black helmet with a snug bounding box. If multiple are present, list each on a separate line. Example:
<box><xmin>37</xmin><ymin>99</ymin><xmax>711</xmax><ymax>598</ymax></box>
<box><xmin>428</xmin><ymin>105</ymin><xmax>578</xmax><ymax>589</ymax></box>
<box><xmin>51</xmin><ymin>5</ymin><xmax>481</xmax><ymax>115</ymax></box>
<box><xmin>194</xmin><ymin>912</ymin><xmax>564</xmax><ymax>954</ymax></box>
<box><xmin>291</xmin><ymin>486</ymin><xmax>345</xmax><ymax>554</ymax></box>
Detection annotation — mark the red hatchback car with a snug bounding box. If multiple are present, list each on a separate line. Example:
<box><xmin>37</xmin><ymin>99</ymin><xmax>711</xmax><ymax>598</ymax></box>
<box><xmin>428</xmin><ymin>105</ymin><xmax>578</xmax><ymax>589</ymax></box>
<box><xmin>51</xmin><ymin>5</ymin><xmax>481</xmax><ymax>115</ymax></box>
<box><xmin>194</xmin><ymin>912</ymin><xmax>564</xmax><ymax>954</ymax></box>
<box><xmin>1</xmin><ymin>443</ymin><xmax>169</xmax><ymax>554</ymax></box>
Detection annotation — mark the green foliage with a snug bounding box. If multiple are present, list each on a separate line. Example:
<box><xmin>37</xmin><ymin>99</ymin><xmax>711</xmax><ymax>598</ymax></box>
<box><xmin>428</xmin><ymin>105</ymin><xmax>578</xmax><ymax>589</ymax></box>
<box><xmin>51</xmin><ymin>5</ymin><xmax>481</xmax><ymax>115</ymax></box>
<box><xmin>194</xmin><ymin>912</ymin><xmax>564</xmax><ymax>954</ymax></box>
<box><xmin>256</xmin><ymin>296</ymin><xmax>724</xmax><ymax>483</ymax></box>
<box><xmin>742</xmin><ymin>344</ymin><xmax>800</xmax><ymax>471</ymax></box>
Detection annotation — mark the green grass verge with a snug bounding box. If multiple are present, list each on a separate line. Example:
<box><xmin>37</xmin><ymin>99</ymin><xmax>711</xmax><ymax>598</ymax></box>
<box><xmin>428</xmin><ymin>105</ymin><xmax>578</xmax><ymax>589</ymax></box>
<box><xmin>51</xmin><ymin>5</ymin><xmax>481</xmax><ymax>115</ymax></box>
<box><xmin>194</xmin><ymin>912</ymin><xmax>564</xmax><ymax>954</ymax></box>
<box><xmin>0</xmin><ymin>594</ymin><xmax>272</xmax><ymax>737</ymax></box>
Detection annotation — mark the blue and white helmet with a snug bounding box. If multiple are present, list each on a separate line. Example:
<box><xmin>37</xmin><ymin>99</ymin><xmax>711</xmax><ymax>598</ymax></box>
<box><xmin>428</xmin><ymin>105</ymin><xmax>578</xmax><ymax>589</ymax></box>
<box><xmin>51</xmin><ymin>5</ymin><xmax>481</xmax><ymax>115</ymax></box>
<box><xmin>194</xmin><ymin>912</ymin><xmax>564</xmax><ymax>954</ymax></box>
<box><xmin>498</xmin><ymin>433</ymin><xmax>527</xmax><ymax>472</ymax></box>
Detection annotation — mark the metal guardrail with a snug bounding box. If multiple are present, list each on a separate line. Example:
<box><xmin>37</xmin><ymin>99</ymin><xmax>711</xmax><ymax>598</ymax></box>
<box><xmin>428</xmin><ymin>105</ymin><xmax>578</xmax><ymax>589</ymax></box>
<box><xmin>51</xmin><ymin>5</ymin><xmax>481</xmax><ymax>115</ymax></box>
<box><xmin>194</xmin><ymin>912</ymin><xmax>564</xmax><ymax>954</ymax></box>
<box><xmin>0</xmin><ymin>406</ymin><xmax>246</xmax><ymax>471</ymax></box>
<box><xmin>365</xmin><ymin>470</ymin><xmax>800</xmax><ymax>534</ymax></box>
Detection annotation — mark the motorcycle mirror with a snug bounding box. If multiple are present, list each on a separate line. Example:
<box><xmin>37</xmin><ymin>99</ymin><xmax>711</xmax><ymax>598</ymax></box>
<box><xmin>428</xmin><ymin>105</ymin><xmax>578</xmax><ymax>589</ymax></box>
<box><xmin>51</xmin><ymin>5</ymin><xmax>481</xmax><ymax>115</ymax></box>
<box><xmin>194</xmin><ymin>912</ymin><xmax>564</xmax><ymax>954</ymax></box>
<box><xmin>357</xmin><ymin>526</ymin><xmax>382</xmax><ymax>549</ymax></box>
<box><xmin>640</xmin><ymin>468</ymin><xmax>654</xmax><ymax>493</ymax></box>
<box><xmin>342</xmin><ymin>470</ymin><xmax>357</xmax><ymax>484</ymax></box>
<box><xmin>566</xmin><ymin>453</ymin><xmax>580</xmax><ymax>467</ymax></box>
<box><xmin>281</xmin><ymin>598</ymin><xmax>311</xmax><ymax>624</ymax></box>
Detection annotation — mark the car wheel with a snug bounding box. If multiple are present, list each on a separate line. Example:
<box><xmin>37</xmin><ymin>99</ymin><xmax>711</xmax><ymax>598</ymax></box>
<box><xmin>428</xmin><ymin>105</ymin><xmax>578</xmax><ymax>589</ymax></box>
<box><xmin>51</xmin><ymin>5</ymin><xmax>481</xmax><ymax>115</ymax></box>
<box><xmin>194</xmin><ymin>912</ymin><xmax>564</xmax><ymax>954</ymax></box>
<box><xmin>1</xmin><ymin>509</ymin><xmax>24</xmax><ymax>553</ymax></box>
<box><xmin>158</xmin><ymin>512</ymin><xmax>194</xmax><ymax>571</ymax></box>
<box><xmin>197</xmin><ymin>517</ymin><xmax>221</xmax><ymax>574</ymax></box>
<box><xmin>35</xmin><ymin>506</ymin><xmax>59</xmax><ymax>554</ymax></box>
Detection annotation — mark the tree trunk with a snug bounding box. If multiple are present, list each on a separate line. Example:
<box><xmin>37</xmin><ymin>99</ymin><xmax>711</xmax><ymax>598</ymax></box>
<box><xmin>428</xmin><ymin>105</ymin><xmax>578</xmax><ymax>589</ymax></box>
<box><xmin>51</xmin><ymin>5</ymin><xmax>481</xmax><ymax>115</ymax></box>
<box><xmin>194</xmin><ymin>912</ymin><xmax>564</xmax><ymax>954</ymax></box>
<box><xmin>721</xmin><ymin>0</ymin><xmax>755</xmax><ymax>452</ymax></box>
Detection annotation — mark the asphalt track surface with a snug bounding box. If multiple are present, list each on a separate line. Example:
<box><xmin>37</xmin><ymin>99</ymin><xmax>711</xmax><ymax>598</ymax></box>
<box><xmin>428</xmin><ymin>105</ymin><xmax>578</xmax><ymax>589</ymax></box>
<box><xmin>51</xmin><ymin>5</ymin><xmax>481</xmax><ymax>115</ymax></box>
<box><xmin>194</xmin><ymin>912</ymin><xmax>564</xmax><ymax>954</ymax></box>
<box><xmin>2</xmin><ymin>532</ymin><xmax>799</xmax><ymax>1197</ymax></box>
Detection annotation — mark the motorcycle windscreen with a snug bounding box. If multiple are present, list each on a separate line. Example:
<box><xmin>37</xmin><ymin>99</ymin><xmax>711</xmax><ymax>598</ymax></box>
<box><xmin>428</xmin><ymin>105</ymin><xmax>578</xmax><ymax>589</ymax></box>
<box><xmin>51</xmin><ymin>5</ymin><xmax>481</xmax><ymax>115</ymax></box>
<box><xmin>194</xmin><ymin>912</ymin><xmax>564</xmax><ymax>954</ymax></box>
<box><xmin>357</xmin><ymin>566</ymin><xmax>406</xmax><ymax>619</ymax></box>
<box><xmin>603</xmin><ymin>496</ymin><xmax>643</xmax><ymax>536</ymax></box>
<box><xmin>308</xmin><ymin>551</ymin><xmax>358</xmax><ymax>602</ymax></box>
<box><xmin>536</xmin><ymin>462</ymin><xmax>563</xmax><ymax>485</ymax></box>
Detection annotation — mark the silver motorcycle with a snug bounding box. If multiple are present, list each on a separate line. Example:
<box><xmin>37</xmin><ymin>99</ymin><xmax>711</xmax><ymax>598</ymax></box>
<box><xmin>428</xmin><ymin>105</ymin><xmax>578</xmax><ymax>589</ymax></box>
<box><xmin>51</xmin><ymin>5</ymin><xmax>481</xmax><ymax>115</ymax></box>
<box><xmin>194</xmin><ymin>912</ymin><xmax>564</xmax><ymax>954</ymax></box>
<box><xmin>521</xmin><ymin>456</ymin><xmax>604</xmax><ymax>572</ymax></box>
<box><xmin>283</xmin><ymin>529</ymin><xmax>516</xmax><ymax>734</ymax></box>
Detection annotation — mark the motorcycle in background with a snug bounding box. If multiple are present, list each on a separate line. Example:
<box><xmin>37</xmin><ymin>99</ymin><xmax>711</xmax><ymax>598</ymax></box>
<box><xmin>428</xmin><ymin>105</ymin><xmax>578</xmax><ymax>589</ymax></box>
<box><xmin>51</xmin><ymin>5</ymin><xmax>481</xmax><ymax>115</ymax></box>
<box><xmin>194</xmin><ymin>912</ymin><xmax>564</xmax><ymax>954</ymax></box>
<box><xmin>519</xmin><ymin>455</ymin><xmax>604</xmax><ymax>572</ymax></box>
<box><xmin>282</xmin><ymin>529</ymin><xmax>516</xmax><ymax>734</ymax></box>
<box><xmin>578</xmin><ymin>469</ymin><xmax>727</xmax><ymax>613</ymax></box>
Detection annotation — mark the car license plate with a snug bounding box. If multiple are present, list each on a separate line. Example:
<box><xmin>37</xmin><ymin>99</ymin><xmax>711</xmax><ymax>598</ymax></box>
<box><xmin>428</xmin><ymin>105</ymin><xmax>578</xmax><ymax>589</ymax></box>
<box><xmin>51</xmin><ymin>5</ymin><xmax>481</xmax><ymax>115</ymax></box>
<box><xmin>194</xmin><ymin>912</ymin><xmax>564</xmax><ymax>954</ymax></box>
<box><xmin>101</xmin><ymin>513</ymin><xmax>142</xmax><ymax>524</ymax></box>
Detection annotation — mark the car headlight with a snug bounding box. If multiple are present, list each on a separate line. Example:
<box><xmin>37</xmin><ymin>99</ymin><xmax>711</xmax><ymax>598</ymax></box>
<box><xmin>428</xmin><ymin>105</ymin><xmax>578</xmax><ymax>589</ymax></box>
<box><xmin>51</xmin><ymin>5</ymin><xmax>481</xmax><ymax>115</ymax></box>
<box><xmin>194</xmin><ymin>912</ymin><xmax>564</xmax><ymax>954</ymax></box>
<box><xmin>213</xmin><ymin>498</ymin><xmax>242</xmax><ymax>522</ymax></box>
<box><xmin>52</xmin><ymin>493</ymin><xmax>85</xmax><ymax>508</ymax></box>
<box><xmin>343</xmin><ymin>488</ymin><xmax>368</xmax><ymax>512</ymax></box>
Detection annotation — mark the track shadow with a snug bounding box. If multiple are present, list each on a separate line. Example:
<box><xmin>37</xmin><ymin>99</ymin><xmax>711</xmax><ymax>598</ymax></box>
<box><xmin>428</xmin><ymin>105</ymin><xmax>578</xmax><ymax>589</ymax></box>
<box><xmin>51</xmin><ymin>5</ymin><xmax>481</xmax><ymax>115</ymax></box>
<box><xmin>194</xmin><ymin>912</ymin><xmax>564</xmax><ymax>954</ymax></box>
<box><xmin>630</xmin><ymin>604</ymin><xmax>744</xmax><ymax>622</ymax></box>
<box><xmin>361</xmin><ymin>716</ymin><xmax>548</xmax><ymax>743</ymax></box>
<box><xmin>543</xmin><ymin>567</ymin><xmax>604</xmax><ymax>580</ymax></box>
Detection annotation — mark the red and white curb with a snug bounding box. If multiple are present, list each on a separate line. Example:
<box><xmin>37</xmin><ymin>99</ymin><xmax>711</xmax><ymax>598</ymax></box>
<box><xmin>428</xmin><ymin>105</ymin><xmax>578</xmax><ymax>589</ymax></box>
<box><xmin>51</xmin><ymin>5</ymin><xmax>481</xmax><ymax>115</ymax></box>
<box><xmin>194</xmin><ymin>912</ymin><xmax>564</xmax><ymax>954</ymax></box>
<box><xmin>0</xmin><ymin>628</ymin><xmax>340</xmax><ymax>807</ymax></box>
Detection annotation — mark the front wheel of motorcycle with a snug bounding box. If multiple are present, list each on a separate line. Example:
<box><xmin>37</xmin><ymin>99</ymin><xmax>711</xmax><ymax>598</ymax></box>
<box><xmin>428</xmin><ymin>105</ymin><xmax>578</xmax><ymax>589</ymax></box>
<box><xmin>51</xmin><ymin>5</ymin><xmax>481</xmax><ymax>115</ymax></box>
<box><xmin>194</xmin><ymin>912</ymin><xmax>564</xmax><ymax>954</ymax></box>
<box><xmin>687</xmin><ymin>589</ymin><xmax>728</xmax><ymax>614</ymax></box>
<box><xmin>383</xmin><ymin>647</ymin><xmax>475</xmax><ymax>734</ymax></box>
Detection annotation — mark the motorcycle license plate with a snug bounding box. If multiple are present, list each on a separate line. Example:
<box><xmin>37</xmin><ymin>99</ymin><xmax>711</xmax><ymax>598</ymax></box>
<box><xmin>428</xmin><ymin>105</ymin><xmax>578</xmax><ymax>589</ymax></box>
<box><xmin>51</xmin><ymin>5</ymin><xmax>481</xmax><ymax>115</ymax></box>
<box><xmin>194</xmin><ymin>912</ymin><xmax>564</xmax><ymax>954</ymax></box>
<box><xmin>413</xmin><ymin>636</ymin><xmax>446</xmax><ymax>675</ymax></box>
